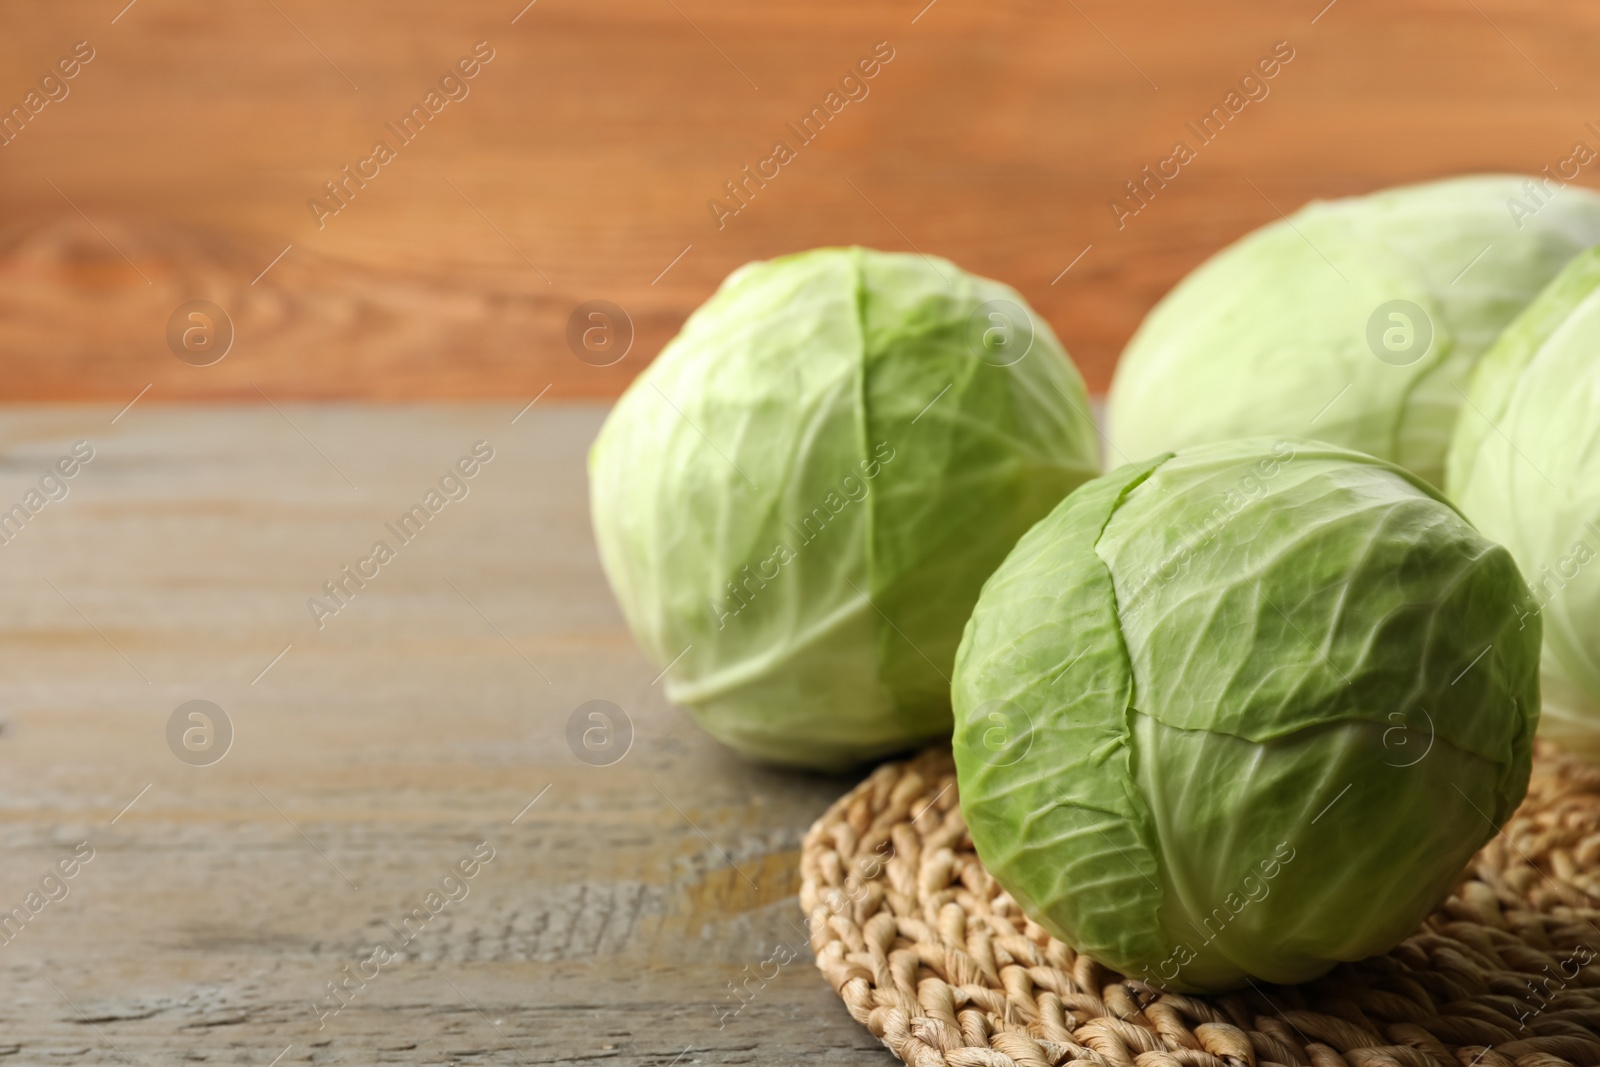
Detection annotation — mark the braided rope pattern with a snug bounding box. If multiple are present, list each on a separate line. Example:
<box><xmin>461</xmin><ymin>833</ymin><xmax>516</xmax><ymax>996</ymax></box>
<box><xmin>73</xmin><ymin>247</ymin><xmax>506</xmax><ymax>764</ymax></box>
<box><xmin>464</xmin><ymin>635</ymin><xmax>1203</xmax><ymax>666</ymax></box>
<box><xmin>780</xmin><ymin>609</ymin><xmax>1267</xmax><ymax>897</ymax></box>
<box><xmin>800</xmin><ymin>744</ymin><xmax>1600</xmax><ymax>1067</ymax></box>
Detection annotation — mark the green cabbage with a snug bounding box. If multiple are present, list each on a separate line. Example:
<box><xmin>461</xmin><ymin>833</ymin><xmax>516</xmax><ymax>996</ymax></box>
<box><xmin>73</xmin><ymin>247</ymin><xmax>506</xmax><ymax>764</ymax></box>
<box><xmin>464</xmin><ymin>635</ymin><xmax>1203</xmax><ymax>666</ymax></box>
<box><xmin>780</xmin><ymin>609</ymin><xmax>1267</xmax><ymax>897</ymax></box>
<box><xmin>953</xmin><ymin>437</ymin><xmax>1539</xmax><ymax>991</ymax></box>
<box><xmin>1109</xmin><ymin>175</ymin><xmax>1600</xmax><ymax>489</ymax></box>
<box><xmin>590</xmin><ymin>247</ymin><xmax>1100</xmax><ymax>770</ymax></box>
<box><xmin>1448</xmin><ymin>246</ymin><xmax>1600</xmax><ymax>756</ymax></box>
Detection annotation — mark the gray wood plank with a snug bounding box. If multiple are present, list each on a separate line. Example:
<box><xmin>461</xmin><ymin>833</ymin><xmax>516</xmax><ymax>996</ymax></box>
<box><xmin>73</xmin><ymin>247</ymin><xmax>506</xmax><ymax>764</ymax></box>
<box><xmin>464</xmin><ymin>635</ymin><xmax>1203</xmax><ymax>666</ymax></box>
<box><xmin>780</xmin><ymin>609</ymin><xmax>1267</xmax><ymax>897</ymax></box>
<box><xmin>0</xmin><ymin>404</ymin><xmax>894</xmax><ymax>1066</ymax></box>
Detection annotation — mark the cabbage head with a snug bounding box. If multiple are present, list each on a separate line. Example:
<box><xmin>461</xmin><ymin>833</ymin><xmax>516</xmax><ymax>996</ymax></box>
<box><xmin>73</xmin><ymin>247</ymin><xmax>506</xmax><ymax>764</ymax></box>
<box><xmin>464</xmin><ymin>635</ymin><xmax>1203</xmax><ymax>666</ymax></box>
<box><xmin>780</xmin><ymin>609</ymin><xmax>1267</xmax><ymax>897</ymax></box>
<box><xmin>591</xmin><ymin>247</ymin><xmax>1100</xmax><ymax>770</ymax></box>
<box><xmin>953</xmin><ymin>437</ymin><xmax>1539</xmax><ymax>991</ymax></box>
<box><xmin>1448</xmin><ymin>246</ymin><xmax>1600</xmax><ymax>756</ymax></box>
<box><xmin>1108</xmin><ymin>175</ymin><xmax>1600</xmax><ymax>489</ymax></box>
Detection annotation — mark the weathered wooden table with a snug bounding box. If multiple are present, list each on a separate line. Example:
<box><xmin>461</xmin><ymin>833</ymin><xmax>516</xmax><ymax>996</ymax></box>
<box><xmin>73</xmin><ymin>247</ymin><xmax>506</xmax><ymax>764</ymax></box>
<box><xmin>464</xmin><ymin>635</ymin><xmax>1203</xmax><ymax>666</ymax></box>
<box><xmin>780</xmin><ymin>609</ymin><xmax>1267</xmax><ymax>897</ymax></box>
<box><xmin>0</xmin><ymin>404</ymin><xmax>889</xmax><ymax>1065</ymax></box>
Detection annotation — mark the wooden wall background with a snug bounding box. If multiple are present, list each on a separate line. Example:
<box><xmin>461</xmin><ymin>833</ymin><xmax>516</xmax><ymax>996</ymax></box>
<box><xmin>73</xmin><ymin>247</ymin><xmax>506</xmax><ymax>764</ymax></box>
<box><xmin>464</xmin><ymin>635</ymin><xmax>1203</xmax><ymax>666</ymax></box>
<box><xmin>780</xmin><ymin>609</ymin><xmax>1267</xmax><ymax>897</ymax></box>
<box><xmin>1</xmin><ymin>0</ymin><xmax>1597</xmax><ymax>401</ymax></box>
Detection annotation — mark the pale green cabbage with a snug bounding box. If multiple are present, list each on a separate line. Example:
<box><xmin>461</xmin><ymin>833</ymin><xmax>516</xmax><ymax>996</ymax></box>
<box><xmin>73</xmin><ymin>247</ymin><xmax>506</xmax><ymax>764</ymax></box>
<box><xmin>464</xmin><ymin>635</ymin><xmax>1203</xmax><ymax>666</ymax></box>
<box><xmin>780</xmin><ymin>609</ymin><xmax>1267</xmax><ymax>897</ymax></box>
<box><xmin>1448</xmin><ymin>246</ymin><xmax>1600</xmax><ymax>756</ymax></box>
<box><xmin>590</xmin><ymin>247</ymin><xmax>1100</xmax><ymax>770</ymax></box>
<box><xmin>953</xmin><ymin>437</ymin><xmax>1539</xmax><ymax>991</ymax></box>
<box><xmin>1109</xmin><ymin>176</ymin><xmax>1600</xmax><ymax>489</ymax></box>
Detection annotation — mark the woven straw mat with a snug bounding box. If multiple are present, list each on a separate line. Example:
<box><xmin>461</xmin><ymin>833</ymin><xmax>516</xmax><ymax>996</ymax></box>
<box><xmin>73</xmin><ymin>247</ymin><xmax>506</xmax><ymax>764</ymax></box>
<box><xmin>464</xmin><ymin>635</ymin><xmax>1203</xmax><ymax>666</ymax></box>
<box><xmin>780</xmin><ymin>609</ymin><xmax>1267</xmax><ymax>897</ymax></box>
<box><xmin>799</xmin><ymin>743</ymin><xmax>1600</xmax><ymax>1067</ymax></box>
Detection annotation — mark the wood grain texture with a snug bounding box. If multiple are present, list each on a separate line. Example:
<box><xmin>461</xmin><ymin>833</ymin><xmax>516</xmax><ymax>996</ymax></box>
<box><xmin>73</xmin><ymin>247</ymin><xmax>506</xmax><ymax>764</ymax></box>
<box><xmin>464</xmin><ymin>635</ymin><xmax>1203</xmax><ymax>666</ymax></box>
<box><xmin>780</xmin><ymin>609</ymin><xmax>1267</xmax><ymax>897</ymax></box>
<box><xmin>2</xmin><ymin>0</ymin><xmax>1600</xmax><ymax>400</ymax></box>
<box><xmin>0</xmin><ymin>404</ymin><xmax>892</xmax><ymax>1063</ymax></box>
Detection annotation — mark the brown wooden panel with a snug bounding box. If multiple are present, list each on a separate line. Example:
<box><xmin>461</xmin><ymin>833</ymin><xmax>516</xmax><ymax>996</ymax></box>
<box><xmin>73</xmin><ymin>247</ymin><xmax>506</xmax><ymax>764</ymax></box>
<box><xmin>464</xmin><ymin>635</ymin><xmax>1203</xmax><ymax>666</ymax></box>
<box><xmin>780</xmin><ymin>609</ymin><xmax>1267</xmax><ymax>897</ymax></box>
<box><xmin>1</xmin><ymin>0</ymin><xmax>1597</xmax><ymax>400</ymax></box>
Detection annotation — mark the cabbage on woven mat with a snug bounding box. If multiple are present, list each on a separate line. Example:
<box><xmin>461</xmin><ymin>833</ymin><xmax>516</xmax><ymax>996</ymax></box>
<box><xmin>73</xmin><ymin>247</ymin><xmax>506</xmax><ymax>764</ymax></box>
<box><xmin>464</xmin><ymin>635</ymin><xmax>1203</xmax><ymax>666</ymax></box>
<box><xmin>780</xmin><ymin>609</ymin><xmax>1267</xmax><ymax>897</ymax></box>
<box><xmin>800</xmin><ymin>744</ymin><xmax>1600</xmax><ymax>1067</ymax></box>
<box><xmin>952</xmin><ymin>437</ymin><xmax>1541</xmax><ymax>992</ymax></box>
